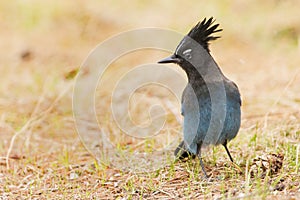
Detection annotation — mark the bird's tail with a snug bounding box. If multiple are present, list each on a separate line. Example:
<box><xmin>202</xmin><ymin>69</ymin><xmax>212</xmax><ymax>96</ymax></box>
<box><xmin>174</xmin><ymin>141</ymin><xmax>196</xmax><ymax>160</ymax></box>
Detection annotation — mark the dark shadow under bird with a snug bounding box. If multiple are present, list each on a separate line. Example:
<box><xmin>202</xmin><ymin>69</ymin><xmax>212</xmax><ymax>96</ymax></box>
<box><xmin>158</xmin><ymin>17</ymin><xmax>241</xmax><ymax>177</ymax></box>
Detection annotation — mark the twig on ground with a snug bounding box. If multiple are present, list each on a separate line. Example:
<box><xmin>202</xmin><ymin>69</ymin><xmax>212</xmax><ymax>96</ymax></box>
<box><xmin>263</xmin><ymin>68</ymin><xmax>300</xmax><ymax>129</ymax></box>
<box><xmin>5</xmin><ymin>81</ymin><xmax>73</xmax><ymax>169</ymax></box>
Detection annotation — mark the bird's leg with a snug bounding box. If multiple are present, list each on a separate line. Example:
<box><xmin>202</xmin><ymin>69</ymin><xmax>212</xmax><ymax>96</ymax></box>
<box><xmin>174</xmin><ymin>141</ymin><xmax>186</xmax><ymax>157</ymax></box>
<box><xmin>197</xmin><ymin>142</ymin><xmax>208</xmax><ymax>178</ymax></box>
<box><xmin>223</xmin><ymin>141</ymin><xmax>243</xmax><ymax>173</ymax></box>
<box><xmin>175</xmin><ymin>141</ymin><xmax>196</xmax><ymax>160</ymax></box>
<box><xmin>223</xmin><ymin>140</ymin><xmax>234</xmax><ymax>163</ymax></box>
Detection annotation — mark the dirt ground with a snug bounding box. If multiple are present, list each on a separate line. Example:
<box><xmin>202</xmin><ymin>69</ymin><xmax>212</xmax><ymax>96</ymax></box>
<box><xmin>0</xmin><ymin>0</ymin><xmax>299</xmax><ymax>199</ymax></box>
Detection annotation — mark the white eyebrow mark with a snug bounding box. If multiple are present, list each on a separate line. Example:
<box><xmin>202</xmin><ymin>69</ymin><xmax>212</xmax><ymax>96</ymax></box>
<box><xmin>183</xmin><ymin>49</ymin><xmax>192</xmax><ymax>54</ymax></box>
<box><xmin>175</xmin><ymin>41</ymin><xmax>184</xmax><ymax>55</ymax></box>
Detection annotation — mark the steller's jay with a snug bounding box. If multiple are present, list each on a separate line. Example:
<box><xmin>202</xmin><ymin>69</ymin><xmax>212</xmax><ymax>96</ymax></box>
<box><xmin>158</xmin><ymin>17</ymin><xmax>241</xmax><ymax>177</ymax></box>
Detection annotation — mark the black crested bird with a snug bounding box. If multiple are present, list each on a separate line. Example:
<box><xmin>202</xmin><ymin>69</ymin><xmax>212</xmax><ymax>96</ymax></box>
<box><xmin>158</xmin><ymin>17</ymin><xmax>241</xmax><ymax>177</ymax></box>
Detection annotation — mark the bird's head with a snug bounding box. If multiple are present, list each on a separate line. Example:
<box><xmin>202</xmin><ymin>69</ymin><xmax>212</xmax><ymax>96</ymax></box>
<box><xmin>158</xmin><ymin>17</ymin><xmax>222</xmax><ymax>69</ymax></box>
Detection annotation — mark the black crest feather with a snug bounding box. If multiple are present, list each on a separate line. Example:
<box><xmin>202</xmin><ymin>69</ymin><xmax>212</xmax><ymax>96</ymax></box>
<box><xmin>187</xmin><ymin>17</ymin><xmax>222</xmax><ymax>52</ymax></box>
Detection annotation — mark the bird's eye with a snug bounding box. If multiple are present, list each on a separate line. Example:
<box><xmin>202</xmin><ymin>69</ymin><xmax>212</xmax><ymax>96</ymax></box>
<box><xmin>183</xmin><ymin>49</ymin><xmax>192</xmax><ymax>59</ymax></box>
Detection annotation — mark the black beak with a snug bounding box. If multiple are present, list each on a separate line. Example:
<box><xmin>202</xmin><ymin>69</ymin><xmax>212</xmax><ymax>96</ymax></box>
<box><xmin>158</xmin><ymin>54</ymin><xmax>180</xmax><ymax>64</ymax></box>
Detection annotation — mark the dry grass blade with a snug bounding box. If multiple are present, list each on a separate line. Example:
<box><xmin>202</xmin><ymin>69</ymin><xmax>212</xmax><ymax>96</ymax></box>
<box><xmin>5</xmin><ymin>81</ymin><xmax>73</xmax><ymax>169</ymax></box>
<box><xmin>263</xmin><ymin>68</ymin><xmax>300</xmax><ymax>129</ymax></box>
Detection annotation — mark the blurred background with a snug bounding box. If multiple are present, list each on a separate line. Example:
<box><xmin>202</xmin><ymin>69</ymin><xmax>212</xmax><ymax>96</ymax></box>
<box><xmin>1</xmin><ymin>0</ymin><xmax>299</xmax><ymax>151</ymax></box>
<box><xmin>0</xmin><ymin>0</ymin><xmax>299</xmax><ymax>197</ymax></box>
